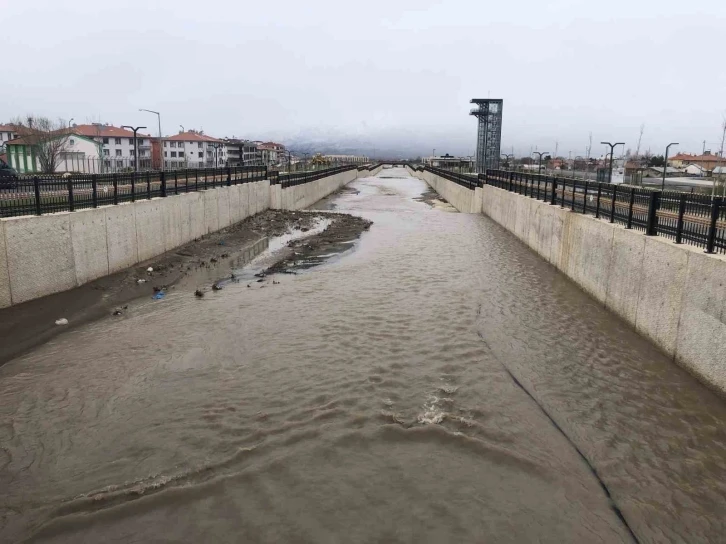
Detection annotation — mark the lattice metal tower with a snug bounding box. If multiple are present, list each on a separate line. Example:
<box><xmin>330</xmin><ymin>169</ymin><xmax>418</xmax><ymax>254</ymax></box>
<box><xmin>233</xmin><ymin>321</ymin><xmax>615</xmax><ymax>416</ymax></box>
<box><xmin>470</xmin><ymin>99</ymin><xmax>503</xmax><ymax>173</ymax></box>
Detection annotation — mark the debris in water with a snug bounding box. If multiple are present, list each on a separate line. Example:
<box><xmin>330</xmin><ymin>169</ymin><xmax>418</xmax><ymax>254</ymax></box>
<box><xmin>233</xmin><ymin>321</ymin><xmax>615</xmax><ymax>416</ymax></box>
<box><xmin>55</xmin><ymin>318</ymin><xmax>69</xmax><ymax>326</ymax></box>
<box><xmin>210</xmin><ymin>258</ymin><xmax>218</xmax><ymax>263</ymax></box>
<box><xmin>153</xmin><ymin>286</ymin><xmax>164</xmax><ymax>293</ymax></box>
<box><xmin>221</xmin><ymin>253</ymin><xmax>229</xmax><ymax>258</ymax></box>
<box><xmin>254</xmin><ymin>272</ymin><xmax>265</xmax><ymax>278</ymax></box>
<box><xmin>152</xmin><ymin>292</ymin><xmax>165</xmax><ymax>300</ymax></box>
<box><xmin>194</xmin><ymin>289</ymin><xmax>204</xmax><ymax>298</ymax></box>
<box><xmin>212</xmin><ymin>283</ymin><xmax>223</xmax><ymax>291</ymax></box>
<box><xmin>256</xmin><ymin>278</ymin><xmax>264</xmax><ymax>283</ymax></box>
<box><xmin>136</xmin><ymin>279</ymin><xmax>147</xmax><ymax>284</ymax></box>
<box><xmin>247</xmin><ymin>284</ymin><xmax>251</xmax><ymax>288</ymax></box>
<box><xmin>272</xmin><ymin>280</ymin><xmax>280</xmax><ymax>285</ymax></box>
<box><xmin>147</xmin><ymin>267</ymin><xmax>154</xmax><ymax>273</ymax></box>
<box><xmin>112</xmin><ymin>309</ymin><xmax>123</xmax><ymax>316</ymax></box>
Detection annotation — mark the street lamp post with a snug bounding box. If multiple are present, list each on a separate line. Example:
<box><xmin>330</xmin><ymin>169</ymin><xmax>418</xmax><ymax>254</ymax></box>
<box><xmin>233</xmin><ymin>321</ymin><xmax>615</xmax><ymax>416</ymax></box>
<box><xmin>532</xmin><ymin>151</ymin><xmax>549</xmax><ymax>175</ymax></box>
<box><xmin>121</xmin><ymin>125</ymin><xmax>147</xmax><ymax>172</ymax></box>
<box><xmin>501</xmin><ymin>153</ymin><xmax>514</xmax><ymax>170</ymax></box>
<box><xmin>139</xmin><ymin>109</ymin><xmax>163</xmax><ymax>171</ymax></box>
<box><xmin>432</xmin><ymin>148</ymin><xmax>436</xmax><ymax>167</ymax></box>
<box><xmin>68</xmin><ymin>118</ymin><xmax>74</xmax><ymax>130</ymax></box>
<box><xmin>601</xmin><ymin>142</ymin><xmax>625</xmax><ymax>183</ymax></box>
<box><xmin>662</xmin><ymin>142</ymin><xmax>679</xmax><ymax>191</ymax></box>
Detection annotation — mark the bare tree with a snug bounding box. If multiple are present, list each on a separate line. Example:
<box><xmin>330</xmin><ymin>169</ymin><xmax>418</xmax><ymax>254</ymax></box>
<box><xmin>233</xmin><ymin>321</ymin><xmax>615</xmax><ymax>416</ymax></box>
<box><xmin>586</xmin><ymin>132</ymin><xmax>593</xmax><ymax>160</ymax></box>
<box><xmin>11</xmin><ymin>115</ymin><xmax>70</xmax><ymax>173</ymax></box>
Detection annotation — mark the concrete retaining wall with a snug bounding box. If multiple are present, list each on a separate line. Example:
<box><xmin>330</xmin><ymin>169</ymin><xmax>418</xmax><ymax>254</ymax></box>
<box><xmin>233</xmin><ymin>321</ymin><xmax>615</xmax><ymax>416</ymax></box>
<box><xmin>0</xmin><ymin>180</ymin><xmax>271</xmax><ymax>308</ymax></box>
<box><xmin>481</xmin><ymin>184</ymin><xmax>726</xmax><ymax>393</ymax></box>
<box><xmin>408</xmin><ymin>167</ymin><xmax>480</xmax><ymax>213</ymax></box>
<box><xmin>0</xmin><ymin>166</ymin><xmax>367</xmax><ymax>308</ymax></box>
<box><xmin>273</xmin><ymin>168</ymin><xmax>360</xmax><ymax>211</ymax></box>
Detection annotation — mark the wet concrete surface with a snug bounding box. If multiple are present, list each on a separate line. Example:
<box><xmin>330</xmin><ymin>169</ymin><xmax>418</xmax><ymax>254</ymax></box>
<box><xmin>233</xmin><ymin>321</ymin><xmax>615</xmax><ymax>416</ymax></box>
<box><xmin>1</xmin><ymin>168</ymin><xmax>726</xmax><ymax>543</ymax></box>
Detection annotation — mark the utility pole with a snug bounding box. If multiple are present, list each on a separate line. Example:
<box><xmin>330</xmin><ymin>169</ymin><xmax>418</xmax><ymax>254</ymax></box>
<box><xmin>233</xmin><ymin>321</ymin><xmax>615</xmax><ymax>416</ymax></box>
<box><xmin>662</xmin><ymin>142</ymin><xmax>679</xmax><ymax>191</ymax></box>
<box><xmin>139</xmin><ymin>109</ymin><xmax>163</xmax><ymax>171</ymax></box>
<box><xmin>532</xmin><ymin>151</ymin><xmax>549</xmax><ymax>175</ymax></box>
<box><xmin>122</xmin><ymin>125</ymin><xmax>147</xmax><ymax>172</ymax></box>
<box><xmin>601</xmin><ymin>142</ymin><xmax>624</xmax><ymax>183</ymax></box>
<box><xmin>715</xmin><ymin>119</ymin><xmax>726</xmax><ymax>197</ymax></box>
<box><xmin>635</xmin><ymin>124</ymin><xmax>644</xmax><ymax>159</ymax></box>
<box><xmin>554</xmin><ymin>141</ymin><xmax>559</xmax><ymax>159</ymax></box>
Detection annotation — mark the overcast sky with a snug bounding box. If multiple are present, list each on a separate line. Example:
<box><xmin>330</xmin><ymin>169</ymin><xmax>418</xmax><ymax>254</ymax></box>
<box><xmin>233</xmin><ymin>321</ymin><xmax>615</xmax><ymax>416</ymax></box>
<box><xmin>2</xmin><ymin>0</ymin><xmax>725</xmax><ymax>157</ymax></box>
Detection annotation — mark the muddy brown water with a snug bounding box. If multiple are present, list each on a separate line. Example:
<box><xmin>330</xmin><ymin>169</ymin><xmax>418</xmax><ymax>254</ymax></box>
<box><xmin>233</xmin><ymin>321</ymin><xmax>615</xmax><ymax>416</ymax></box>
<box><xmin>2</xmin><ymin>168</ymin><xmax>726</xmax><ymax>543</ymax></box>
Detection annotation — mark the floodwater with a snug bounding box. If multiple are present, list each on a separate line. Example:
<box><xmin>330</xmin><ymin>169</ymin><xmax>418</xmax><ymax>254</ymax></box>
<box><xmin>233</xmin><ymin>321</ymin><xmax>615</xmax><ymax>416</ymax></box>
<box><xmin>2</xmin><ymin>168</ymin><xmax>726</xmax><ymax>543</ymax></box>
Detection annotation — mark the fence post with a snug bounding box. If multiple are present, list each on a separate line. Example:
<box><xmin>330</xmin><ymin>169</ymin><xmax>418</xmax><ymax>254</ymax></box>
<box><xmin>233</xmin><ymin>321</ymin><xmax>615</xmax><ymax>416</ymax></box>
<box><xmin>675</xmin><ymin>194</ymin><xmax>686</xmax><ymax>244</ymax></box>
<box><xmin>609</xmin><ymin>185</ymin><xmax>618</xmax><ymax>223</ymax></box>
<box><xmin>91</xmin><ymin>175</ymin><xmax>98</xmax><ymax>208</ymax></box>
<box><xmin>146</xmin><ymin>172</ymin><xmax>151</xmax><ymax>199</ymax></box>
<box><xmin>583</xmin><ymin>181</ymin><xmax>589</xmax><ymax>214</ymax></box>
<box><xmin>705</xmin><ymin>197</ymin><xmax>722</xmax><ymax>253</ymax></box>
<box><xmin>537</xmin><ymin>177</ymin><xmax>541</xmax><ymax>200</ymax></box>
<box><xmin>595</xmin><ymin>184</ymin><xmax>602</xmax><ymax>218</ymax></box>
<box><xmin>226</xmin><ymin>166</ymin><xmax>232</xmax><ymax>186</ymax></box>
<box><xmin>185</xmin><ymin>170</ymin><xmax>190</xmax><ymax>193</ymax></box>
<box><xmin>131</xmin><ymin>173</ymin><xmax>136</xmax><ymax>202</ymax></box>
<box><xmin>34</xmin><ymin>176</ymin><xmax>42</xmax><ymax>215</ymax></box>
<box><xmin>174</xmin><ymin>171</ymin><xmax>178</xmax><ymax>195</ymax></box>
<box><xmin>560</xmin><ymin>178</ymin><xmax>566</xmax><ymax>208</ymax></box>
<box><xmin>67</xmin><ymin>177</ymin><xmax>75</xmax><ymax>212</ymax></box>
<box><xmin>160</xmin><ymin>171</ymin><xmax>167</xmax><ymax>198</ymax></box>
<box><xmin>571</xmin><ymin>180</ymin><xmax>577</xmax><ymax>211</ymax></box>
<box><xmin>113</xmin><ymin>173</ymin><xmax>119</xmax><ymax>205</ymax></box>
<box><xmin>550</xmin><ymin>178</ymin><xmax>557</xmax><ymax>205</ymax></box>
<box><xmin>646</xmin><ymin>191</ymin><xmax>661</xmax><ymax>236</ymax></box>
<box><xmin>626</xmin><ymin>187</ymin><xmax>635</xmax><ymax>229</ymax></box>
<box><xmin>508</xmin><ymin>172</ymin><xmax>514</xmax><ymax>192</ymax></box>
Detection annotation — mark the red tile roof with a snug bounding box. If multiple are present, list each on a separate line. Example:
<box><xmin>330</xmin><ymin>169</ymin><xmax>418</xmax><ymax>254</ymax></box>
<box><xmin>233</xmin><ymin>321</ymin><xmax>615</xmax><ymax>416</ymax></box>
<box><xmin>670</xmin><ymin>153</ymin><xmax>726</xmax><ymax>163</ymax></box>
<box><xmin>165</xmin><ymin>131</ymin><xmax>222</xmax><ymax>143</ymax></box>
<box><xmin>0</xmin><ymin>124</ymin><xmax>19</xmax><ymax>132</ymax></box>
<box><xmin>72</xmin><ymin>124</ymin><xmax>152</xmax><ymax>138</ymax></box>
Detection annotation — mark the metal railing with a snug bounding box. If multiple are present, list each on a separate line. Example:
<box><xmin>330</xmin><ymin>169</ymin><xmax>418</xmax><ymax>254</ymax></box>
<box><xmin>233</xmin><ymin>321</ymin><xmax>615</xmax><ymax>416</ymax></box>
<box><xmin>486</xmin><ymin>169</ymin><xmax>726</xmax><ymax>255</ymax></box>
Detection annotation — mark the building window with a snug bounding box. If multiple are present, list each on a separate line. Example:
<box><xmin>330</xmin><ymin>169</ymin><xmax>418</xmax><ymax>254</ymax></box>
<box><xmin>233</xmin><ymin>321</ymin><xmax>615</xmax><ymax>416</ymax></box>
<box><xmin>116</xmin><ymin>160</ymin><xmax>124</xmax><ymax>168</ymax></box>
<box><xmin>128</xmin><ymin>138</ymin><xmax>134</xmax><ymax>145</ymax></box>
<box><xmin>69</xmin><ymin>139</ymin><xmax>75</xmax><ymax>145</ymax></box>
<box><xmin>115</xmin><ymin>138</ymin><xmax>121</xmax><ymax>145</ymax></box>
<box><xmin>164</xmin><ymin>141</ymin><xmax>168</xmax><ymax>148</ymax></box>
<box><xmin>130</xmin><ymin>150</ymin><xmax>135</xmax><ymax>156</ymax></box>
<box><xmin>170</xmin><ymin>142</ymin><xmax>176</xmax><ymax>148</ymax></box>
<box><xmin>103</xmin><ymin>137</ymin><xmax>109</xmax><ymax>144</ymax></box>
<box><xmin>198</xmin><ymin>152</ymin><xmax>203</xmax><ymax>158</ymax></box>
<box><xmin>178</xmin><ymin>152</ymin><xmax>184</xmax><ymax>157</ymax></box>
<box><xmin>170</xmin><ymin>152</ymin><xmax>177</xmax><ymax>157</ymax></box>
<box><xmin>198</xmin><ymin>142</ymin><xmax>203</xmax><ymax>148</ymax></box>
<box><xmin>164</xmin><ymin>151</ymin><xmax>167</xmax><ymax>157</ymax></box>
<box><xmin>103</xmin><ymin>149</ymin><xmax>110</xmax><ymax>156</ymax></box>
<box><xmin>115</xmin><ymin>149</ymin><xmax>122</xmax><ymax>156</ymax></box>
<box><xmin>138</xmin><ymin>139</ymin><xmax>145</xmax><ymax>145</ymax></box>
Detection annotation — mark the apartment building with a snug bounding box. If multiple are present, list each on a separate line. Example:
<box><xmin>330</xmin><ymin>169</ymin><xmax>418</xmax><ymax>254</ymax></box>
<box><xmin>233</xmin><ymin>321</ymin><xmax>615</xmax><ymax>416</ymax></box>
<box><xmin>223</xmin><ymin>138</ymin><xmax>262</xmax><ymax>166</ymax></box>
<box><xmin>256</xmin><ymin>141</ymin><xmax>285</xmax><ymax>166</ymax></box>
<box><xmin>73</xmin><ymin>124</ymin><xmax>153</xmax><ymax>170</ymax></box>
<box><xmin>162</xmin><ymin>130</ymin><xmax>227</xmax><ymax>169</ymax></box>
<box><xmin>6</xmin><ymin>132</ymin><xmax>101</xmax><ymax>173</ymax></box>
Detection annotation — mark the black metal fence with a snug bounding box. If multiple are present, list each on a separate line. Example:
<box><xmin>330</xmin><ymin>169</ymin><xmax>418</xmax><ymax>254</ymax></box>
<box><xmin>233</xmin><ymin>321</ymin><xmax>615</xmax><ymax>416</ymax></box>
<box><xmin>1</xmin><ymin>164</ymin><xmax>354</xmax><ymax>218</ymax></box>
<box><xmin>485</xmin><ymin>169</ymin><xmax>726</xmax><ymax>255</ymax></box>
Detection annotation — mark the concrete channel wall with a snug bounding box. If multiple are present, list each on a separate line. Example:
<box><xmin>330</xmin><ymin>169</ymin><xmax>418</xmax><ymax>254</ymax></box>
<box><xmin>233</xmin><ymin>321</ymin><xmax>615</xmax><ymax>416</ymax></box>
<box><xmin>415</xmin><ymin>167</ymin><xmax>726</xmax><ymax>393</ymax></box>
<box><xmin>407</xmin><ymin>166</ymin><xmax>482</xmax><ymax>213</ymax></box>
<box><xmin>0</xmin><ymin>166</ymin><xmax>378</xmax><ymax>309</ymax></box>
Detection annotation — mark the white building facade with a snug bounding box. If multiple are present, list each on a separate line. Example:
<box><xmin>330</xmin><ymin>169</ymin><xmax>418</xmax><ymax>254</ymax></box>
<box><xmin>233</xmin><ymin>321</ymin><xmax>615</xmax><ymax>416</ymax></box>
<box><xmin>164</xmin><ymin>131</ymin><xmax>227</xmax><ymax>169</ymax></box>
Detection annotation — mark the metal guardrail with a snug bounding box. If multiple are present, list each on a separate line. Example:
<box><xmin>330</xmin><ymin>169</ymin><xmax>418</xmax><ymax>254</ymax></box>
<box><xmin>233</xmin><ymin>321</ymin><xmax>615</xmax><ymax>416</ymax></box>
<box><xmin>486</xmin><ymin>169</ymin><xmax>726</xmax><ymax>255</ymax></box>
<box><xmin>0</xmin><ymin>164</ymin><xmax>362</xmax><ymax>219</ymax></box>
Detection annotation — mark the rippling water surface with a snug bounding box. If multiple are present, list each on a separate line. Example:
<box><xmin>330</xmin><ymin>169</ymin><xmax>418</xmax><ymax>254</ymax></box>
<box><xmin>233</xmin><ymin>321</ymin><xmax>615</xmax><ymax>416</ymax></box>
<box><xmin>2</xmin><ymin>168</ymin><xmax>726</xmax><ymax>543</ymax></box>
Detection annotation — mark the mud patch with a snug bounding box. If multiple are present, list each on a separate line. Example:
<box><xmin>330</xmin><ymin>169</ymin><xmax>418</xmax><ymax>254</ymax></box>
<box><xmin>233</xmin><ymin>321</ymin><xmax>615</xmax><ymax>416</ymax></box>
<box><xmin>264</xmin><ymin>213</ymin><xmax>372</xmax><ymax>275</ymax></box>
<box><xmin>0</xmin><ymin>210</ymin><xmax>371</xmax><ymax>366</ymax></box>
<box><xmin>415</xmin><ymin>188</ymin><xmax>457</xmax><ymax>212</ymax></box>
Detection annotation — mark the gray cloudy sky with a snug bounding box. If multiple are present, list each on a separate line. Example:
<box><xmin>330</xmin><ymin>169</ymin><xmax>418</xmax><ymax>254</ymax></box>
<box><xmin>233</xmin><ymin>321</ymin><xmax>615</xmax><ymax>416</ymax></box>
<box><xmin>3</xmin><ymin>0</ymin><xmax>725</xmax><ymax>157</ymax></box>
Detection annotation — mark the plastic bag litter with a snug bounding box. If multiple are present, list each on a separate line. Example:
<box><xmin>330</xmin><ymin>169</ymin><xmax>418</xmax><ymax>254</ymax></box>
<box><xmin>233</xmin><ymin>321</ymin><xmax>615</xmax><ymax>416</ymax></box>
<box><xmin>153</xmin><ymin>292</ymin><xmax>165</xmax><ymax>300</ymax></box>
<box><xmin>55</xmin><ymin>318</ymin><xmax>69</xmax><ymax>326</ymax></box>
